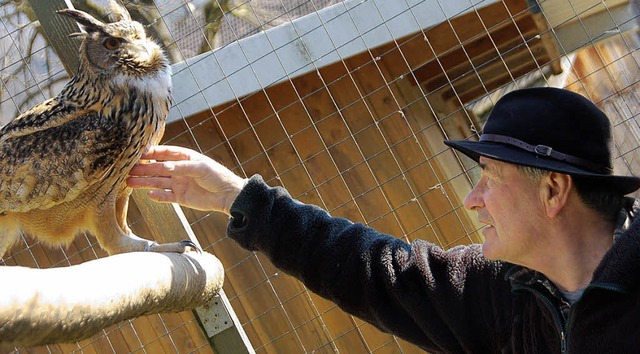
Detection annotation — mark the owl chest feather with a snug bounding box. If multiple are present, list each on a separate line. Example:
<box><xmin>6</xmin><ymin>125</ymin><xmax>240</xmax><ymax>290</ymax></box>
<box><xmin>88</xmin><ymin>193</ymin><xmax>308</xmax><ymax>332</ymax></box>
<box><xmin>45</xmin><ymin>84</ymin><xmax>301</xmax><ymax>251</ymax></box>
<box><xmin>0</xmin><ymin>61</ymin><xmax>172</xmax><ymax>213</ymax></box>
<box><xmin>87</xmin><ymin>71</ymin><xmax>171</xmax><ymax>192</ymax></box>
<box><xmin>116</xmin><ymin>68</ymin><xmax>169</xmax><ymax>126</ymax></box>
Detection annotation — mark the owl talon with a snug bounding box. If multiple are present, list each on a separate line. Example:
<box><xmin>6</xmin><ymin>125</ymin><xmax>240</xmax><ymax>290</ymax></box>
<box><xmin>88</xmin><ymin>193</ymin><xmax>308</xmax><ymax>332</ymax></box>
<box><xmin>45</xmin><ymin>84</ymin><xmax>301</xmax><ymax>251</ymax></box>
<box><xmin>144</xmin><ymin>240</ymin><xmax>200</xmax><ymax>253</ymax></box>
<box><xmin>145</xmin><ymin>242</ymin><xmax>157</xmax><ymax>252</ymax></box>
<box><xmin>179</xmin><ymin>239</ymin><xmax>201</xmax><ymax>253</ymax></box>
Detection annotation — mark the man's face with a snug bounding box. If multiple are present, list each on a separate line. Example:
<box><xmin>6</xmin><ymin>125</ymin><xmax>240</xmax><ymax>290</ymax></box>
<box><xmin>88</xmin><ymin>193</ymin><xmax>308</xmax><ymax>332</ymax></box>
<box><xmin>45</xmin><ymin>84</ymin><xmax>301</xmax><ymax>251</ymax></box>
<box><xmin>464</xmin><ymin>157</ymin><xmax>546</xmax><ymax>265</ymax></box>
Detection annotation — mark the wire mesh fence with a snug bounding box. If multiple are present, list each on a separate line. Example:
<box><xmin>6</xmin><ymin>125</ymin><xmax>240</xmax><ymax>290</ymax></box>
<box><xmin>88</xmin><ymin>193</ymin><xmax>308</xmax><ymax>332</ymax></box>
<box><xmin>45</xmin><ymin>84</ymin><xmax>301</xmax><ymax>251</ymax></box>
<box><xmin>1</xmin><ymin>0</ymin><xmax>640</xmax><ymax>353</ymax></box>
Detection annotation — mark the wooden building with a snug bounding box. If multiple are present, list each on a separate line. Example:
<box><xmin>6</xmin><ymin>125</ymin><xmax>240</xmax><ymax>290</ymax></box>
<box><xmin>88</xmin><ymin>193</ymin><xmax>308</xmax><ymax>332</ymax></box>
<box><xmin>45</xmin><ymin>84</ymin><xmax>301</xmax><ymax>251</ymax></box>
<box><xmin>2</xmin><ymin>0</ymin><xmax>639</xmax><ymax>352</ymax></box>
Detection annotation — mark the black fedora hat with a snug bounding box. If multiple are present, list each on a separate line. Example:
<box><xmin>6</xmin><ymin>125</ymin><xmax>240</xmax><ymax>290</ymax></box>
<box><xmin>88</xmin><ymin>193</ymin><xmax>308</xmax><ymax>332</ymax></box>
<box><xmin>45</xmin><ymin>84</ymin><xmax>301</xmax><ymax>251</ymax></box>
<box><xmin>444</xmin><ymin>87</ymin><xmax>640</xmax><ymax>194</ymax></box>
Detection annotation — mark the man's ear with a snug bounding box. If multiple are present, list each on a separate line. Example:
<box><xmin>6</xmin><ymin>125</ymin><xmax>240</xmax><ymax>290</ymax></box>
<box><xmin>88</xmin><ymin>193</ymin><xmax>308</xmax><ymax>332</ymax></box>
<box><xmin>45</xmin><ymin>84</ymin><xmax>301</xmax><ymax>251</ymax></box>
<box><xmin>541</xmin><ymin>172</ymin><xmax>573</xmax><ymax>218</ymax></box>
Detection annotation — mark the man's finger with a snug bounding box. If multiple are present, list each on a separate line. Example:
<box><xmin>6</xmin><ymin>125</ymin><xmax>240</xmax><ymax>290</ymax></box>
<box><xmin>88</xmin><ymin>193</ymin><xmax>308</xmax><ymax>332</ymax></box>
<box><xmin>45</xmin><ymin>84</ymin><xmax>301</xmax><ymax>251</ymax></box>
<box><xmin>129</xmin><ymin>162</ymin><xmax>169</xmax><ymax>177</ymax></box>
<box><xmin>126</xmin><ymin>176</ymin><xmax>174</xmax><ymax>189</ymax></box>
<box><xmin>130</xmin><ymin>161</ymin><xmax>207</xmax><ymax>178</ymax></box>
<box><xmin>147</xmin><ymin>189</ymin><xmax>178</xmax><ymax>204</ymax></box>
<box><xmin>141</xmin><ymin>145</ymin><xmax>200</xmax><ymax>161</ymax></box>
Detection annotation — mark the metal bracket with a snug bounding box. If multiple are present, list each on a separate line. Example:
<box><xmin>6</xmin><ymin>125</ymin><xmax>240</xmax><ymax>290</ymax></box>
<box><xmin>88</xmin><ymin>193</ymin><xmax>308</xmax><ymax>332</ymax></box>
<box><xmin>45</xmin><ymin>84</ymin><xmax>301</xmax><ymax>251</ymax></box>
<box><xmin>195</xmin><ymin>293</ymin><xmax>235</xmax><ymax>336</ymax></box>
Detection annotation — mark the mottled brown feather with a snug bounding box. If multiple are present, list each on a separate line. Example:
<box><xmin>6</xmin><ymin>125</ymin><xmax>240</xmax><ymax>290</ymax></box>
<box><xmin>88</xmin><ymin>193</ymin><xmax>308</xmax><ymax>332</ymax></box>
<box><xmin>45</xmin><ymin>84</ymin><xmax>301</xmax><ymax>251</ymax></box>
<box><xmin>0</xmin><ymin>8</ymin><xmax>194</xmax><ymax>257</ymax></box>
<box><xmin>0</xmin><ymin>108</ymin><xmax>128</xmax><ymax>211</ymax></box>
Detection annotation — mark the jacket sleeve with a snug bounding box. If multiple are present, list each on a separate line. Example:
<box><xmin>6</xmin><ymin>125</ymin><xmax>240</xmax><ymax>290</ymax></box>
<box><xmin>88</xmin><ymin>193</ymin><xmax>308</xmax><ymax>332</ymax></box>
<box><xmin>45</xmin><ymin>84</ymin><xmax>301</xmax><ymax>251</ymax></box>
<box><xmin>227</xmin><ymin>175</ymin><xmax>512</xmax><ymax>352</ymax></box>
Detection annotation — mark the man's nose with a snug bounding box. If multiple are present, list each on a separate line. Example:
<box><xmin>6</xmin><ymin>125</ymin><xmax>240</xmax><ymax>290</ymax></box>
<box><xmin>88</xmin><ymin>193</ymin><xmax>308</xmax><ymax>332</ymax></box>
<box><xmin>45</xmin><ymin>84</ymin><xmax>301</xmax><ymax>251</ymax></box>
<box><xmin>464</xmin><ymin>179</ymin><xmax>484</xmax><ymax>210</ymax></box>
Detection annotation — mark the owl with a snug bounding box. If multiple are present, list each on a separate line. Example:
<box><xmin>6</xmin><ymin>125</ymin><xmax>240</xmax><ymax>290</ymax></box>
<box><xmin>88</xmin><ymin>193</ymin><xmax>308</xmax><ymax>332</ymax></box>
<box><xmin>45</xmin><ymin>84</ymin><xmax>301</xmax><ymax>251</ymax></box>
<box><xmin>0</xmin><ymin>7</ymin><xmax>196</xmax><ymax>258</ymax></box>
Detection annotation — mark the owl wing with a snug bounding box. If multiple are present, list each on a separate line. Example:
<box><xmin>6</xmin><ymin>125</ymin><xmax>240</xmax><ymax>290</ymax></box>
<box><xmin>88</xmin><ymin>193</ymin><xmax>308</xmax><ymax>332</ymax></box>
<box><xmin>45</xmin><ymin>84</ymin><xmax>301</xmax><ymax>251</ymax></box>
<box><xmin>0</xmin><ymin>95</ymin><xmax>98</xmax><ymax>142</ymax></box>
<box><xmin>0</xmin><ymin>101</ymin><xmax>130</xmax><ymax>213</ymax></box>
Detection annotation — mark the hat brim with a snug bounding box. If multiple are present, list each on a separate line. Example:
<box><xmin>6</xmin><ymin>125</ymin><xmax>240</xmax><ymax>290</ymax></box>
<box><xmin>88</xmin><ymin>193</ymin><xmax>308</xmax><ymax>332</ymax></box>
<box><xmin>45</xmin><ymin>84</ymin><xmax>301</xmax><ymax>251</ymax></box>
<box><xmin>444</xmin><ymin>139</ymin><xmax>640</xmax><ymax>195</ymax></box>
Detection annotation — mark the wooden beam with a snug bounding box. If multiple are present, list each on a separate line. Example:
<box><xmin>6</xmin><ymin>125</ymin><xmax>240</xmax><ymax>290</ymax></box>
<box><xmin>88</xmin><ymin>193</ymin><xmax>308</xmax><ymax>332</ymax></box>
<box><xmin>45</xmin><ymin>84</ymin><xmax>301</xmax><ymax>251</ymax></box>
<box><xmin>538</xmin><ymin>0</ymin><xmax>629</xmax><ymax>28</ymax></box>
<box><xmin>27</xmin><ymin>0</ymin><xmax>80</xmax><ymax>74</ymax></box>
<box><xmin>538</xmin><ymin>1</ymin><xmax>638</xmax><ymax>55</ymax></box>
<box><xmin>132</xmin><ymin>190</ymin><xmax>255</xmax><ymax>353</ymax></box>
<box><xmin>436</xmin><ymin>41</ymin><xmax>551</xmax><ymax>102</ymax></box>
<box><xmin>407</xmin><ymin>0</ymin><xmax>562</xmax><ymax>103</ymax></box>
<box><xmin>167</xmin><ymin>0</ymin><xmax>503</xmax><ymax>123</ymax></box>
<box><xmin>412</xmin><ymin>21</ymin><xmax>540</xmax><ymax>91</ymax></box>
<box><xmin>27</xmin><ymin>1</ymin><xmax>254</xmax><ymax>352</ymax></box>
<box><xmin>0</xmin><ymin>251</ymin><xmax>224</xmax><ymax>347</ymax></box>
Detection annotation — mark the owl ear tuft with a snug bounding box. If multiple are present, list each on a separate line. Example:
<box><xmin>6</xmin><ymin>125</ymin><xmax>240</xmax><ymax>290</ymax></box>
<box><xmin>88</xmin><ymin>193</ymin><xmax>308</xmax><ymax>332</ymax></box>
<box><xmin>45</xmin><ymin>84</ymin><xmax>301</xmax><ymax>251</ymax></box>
<box><xmin>108</xmin><ymin>1</ymin><xmax>132</xmax><ymax>22</ymax></box>
<box><xmin>57</xmin><ymin>9</ymin><xmax>105</xmax><ymax>33</ymax></box>
<box><xmin>67</xmin><ymin>32</ymin><xmax>87</xmax><ymax>40</ymax></box>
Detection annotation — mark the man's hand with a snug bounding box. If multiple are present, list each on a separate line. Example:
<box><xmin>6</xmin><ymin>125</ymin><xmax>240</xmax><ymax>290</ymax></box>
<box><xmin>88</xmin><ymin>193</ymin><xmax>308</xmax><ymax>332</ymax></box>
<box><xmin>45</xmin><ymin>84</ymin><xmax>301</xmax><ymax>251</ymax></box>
<box><xmin>127</xmin><ymin>146</ymin><xmax>247</xmax><ymax>215</ymax></box>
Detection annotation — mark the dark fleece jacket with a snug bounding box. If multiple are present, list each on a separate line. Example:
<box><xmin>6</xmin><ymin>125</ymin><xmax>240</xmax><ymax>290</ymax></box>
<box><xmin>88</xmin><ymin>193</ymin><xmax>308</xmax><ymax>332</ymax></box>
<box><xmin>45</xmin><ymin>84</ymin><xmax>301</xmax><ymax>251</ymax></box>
<box><xmin>227</xmin><ymin>175</ymin><xmax>640</xmax><ymax>353</ymax></box>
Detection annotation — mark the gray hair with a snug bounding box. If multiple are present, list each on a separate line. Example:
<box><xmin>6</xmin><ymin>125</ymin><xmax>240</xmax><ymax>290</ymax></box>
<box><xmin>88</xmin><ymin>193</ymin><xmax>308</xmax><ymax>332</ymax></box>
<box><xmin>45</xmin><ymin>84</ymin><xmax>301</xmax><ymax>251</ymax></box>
<box><xmin>515</xmin><ymin>164</ymin><xmax>623</xmax><ymax>223</ymax></box>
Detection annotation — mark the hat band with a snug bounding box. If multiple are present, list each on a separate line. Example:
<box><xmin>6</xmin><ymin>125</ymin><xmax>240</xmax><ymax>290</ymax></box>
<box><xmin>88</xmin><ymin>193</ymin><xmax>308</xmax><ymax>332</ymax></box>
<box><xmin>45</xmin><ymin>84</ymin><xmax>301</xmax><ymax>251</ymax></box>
<box><xmin>480</xmin><ymin>133</ymin><xmax>612</xmax><ymax>174</ymax></box>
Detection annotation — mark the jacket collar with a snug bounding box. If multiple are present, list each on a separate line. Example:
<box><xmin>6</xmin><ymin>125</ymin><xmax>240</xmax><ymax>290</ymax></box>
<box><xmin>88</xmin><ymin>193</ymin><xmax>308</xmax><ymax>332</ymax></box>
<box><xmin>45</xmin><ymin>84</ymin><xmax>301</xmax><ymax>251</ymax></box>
<box><xmin>505</xmin><ymin>266</ymin><xmax>565</xmax><ymax>299</ymax></box>
<box><xmin>591</xmin><ymin>197</ymin><xmax>640</xmax><ymax>292</ymax></box>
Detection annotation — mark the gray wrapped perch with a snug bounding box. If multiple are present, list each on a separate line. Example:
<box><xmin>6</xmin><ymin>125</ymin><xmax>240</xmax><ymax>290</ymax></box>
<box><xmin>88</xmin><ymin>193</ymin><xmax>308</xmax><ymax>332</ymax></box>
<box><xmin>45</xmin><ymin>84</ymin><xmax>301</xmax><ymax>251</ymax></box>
<box><xmin>0</xmin><ymin>251</ymin><xmax>224</xmax><ymax>347</ymax></box>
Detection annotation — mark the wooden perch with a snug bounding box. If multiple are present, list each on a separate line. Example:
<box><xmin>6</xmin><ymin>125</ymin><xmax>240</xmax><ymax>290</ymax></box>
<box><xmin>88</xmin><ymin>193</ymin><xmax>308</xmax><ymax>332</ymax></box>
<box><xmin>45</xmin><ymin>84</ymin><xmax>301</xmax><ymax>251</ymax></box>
<box><xmin>0</xmin><ymin>251</ymin><xmax>224</xmax><ymax>348</ymax></box>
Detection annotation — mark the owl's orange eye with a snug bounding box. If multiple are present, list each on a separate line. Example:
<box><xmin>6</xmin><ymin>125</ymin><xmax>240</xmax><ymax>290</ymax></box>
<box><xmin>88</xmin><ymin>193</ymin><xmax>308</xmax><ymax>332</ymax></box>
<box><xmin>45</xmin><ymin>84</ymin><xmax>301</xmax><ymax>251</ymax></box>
<box><xmin>103</xmin><ymin>37</ymin><xmax>122</xmax><ymax>50</ymax></box>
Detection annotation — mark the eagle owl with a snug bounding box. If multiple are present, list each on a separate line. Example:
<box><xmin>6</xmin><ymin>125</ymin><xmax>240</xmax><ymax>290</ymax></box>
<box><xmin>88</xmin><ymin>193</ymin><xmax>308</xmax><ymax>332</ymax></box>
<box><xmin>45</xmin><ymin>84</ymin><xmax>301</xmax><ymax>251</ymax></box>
<box><xmin>0</xmin><ymin>8</ymin><xmax>196</xmax><ymax>258</ymax></box>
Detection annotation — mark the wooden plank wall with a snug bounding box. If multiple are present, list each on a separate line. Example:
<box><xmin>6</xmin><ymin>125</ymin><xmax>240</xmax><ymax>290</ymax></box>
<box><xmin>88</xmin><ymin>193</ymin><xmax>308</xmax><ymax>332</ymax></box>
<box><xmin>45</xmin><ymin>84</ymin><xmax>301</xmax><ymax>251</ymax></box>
<box><xmin>150</xmin><ymin>1</ymin><xmax>564</xmax><ymax>352</ymax></box>
<box><xmin>2</xmin><ymin>0</ymin><xmax>573</xmax><ymax>352</ymax></box>
<box><xmin>157</xmin><ymin>11</ymin><xmax>503</xmax><ymax>352</ymax></box>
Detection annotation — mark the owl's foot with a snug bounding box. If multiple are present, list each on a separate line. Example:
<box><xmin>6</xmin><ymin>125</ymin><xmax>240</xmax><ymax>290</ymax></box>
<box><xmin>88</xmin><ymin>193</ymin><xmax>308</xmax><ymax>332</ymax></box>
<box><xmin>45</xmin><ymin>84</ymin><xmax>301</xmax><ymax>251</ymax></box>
<box><xmin>98</xmin><ymin>232</ymin><xmax>200</xmax><ymax>255</ymax></box>
<box><xmin>146</xmin><ymin>239</ymin><xmax>201</xmax><ymax>253</ymax></box>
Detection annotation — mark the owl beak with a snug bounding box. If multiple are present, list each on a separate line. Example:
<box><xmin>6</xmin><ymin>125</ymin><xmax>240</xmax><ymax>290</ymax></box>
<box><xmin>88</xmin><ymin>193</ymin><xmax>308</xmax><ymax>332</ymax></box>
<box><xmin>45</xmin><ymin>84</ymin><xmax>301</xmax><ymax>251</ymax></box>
<box><xmin>134</xmin><ymin>41</ymin><xmax>153</xmax><ymax>61</ymax></box>
<box><xmin>128</xmin><ymin>40</ymin><xmax>162</xmax><ymax>67</ymax></box>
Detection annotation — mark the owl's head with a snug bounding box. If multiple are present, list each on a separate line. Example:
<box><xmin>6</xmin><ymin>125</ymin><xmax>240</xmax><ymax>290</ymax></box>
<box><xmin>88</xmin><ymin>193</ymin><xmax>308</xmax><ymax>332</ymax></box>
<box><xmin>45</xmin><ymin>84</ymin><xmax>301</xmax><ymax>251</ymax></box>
<box><xmin>58</xmin><ymin>8</ymin><xmax>169</xmax><ymax>77</ymax></box>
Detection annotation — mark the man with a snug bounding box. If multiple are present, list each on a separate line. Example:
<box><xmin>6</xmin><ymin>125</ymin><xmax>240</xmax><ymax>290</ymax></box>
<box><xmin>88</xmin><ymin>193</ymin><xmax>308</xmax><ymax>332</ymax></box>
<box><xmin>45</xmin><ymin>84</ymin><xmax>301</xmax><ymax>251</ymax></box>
<box><xmin>127</xmin><ymin>87</ymin><xmax>640</xmax><ymax>353</ymax></box>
